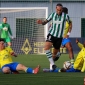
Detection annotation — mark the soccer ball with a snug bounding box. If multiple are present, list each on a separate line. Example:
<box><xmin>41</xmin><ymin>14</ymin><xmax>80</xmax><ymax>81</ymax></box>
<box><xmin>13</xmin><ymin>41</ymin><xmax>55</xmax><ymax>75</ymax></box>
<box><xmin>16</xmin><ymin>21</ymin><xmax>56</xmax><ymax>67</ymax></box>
<box><xmin>63</xmin><ymin>61</ymin><xmax>72</xmax><ymax>70</ymax></box>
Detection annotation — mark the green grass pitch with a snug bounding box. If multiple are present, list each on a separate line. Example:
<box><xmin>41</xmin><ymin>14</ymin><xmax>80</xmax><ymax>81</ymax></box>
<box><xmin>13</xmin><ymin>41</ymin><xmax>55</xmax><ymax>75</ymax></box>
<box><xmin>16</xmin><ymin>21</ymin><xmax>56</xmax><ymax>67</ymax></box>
<box><xmin>0</xmin><ymin>54</ymin><xmax>85</xmax><ymax>85</ymax></box>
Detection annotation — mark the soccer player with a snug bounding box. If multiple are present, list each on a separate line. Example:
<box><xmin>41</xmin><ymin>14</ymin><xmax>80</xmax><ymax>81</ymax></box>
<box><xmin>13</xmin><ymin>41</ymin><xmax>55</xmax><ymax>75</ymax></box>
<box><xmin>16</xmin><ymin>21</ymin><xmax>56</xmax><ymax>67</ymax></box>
<box><xmin>52</xmin><ymin>7</ymin><xmax>74</xmax><ymax>65</ymax></box>
<box><xmin>0</xmin><ymin>17</ymin><xmax>13</xmax><ymax>47</ymax></box>
<box><xmin>43</xmin><ymin>39</ymin><xmax>85</xmax><ymax>72</ymax></box>
<box><xmin>37</xmin><ymin>3</ymin><xmax>71</xmax><ymax>70</ymax></box>
<box><xmin>0</xmin><ymin>38</ymin><xmax>40</xmax><ymax>74</ymax></box>
<box><xmin>61</xmin><ymin>38</ymin><xmax>85</xmax><ymax>72</ymax></box>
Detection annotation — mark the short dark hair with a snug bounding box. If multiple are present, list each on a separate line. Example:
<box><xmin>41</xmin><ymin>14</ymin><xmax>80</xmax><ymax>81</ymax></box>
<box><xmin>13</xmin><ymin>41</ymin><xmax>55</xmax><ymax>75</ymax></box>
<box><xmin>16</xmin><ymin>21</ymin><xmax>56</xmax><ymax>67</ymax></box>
<box><xmin>63</xmin><ymin>7</ymin><xmax>68</xmax><ymax>14</ymax></box>
<box><xmin>0</xmin><ymin>38</ymin><xmax>5</xmax><ymax>42</ymax></box>
<box><xmin>3</xmin><ymin>17</ymin><xmax>7</xmax><ymax>19</ymax></box>
<box><xmin>56</xmin><ymin>3</ymin><xmax>63</xmax><ymax>7</ymax></box>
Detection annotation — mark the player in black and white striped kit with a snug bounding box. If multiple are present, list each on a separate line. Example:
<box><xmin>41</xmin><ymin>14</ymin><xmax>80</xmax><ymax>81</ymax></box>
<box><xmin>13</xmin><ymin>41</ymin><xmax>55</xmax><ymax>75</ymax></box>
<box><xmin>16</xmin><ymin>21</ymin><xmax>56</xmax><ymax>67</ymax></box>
<box><xmin>37</xmin><ymin>3</ymin><xmax>71</xmax><ymax>70</ymax></box>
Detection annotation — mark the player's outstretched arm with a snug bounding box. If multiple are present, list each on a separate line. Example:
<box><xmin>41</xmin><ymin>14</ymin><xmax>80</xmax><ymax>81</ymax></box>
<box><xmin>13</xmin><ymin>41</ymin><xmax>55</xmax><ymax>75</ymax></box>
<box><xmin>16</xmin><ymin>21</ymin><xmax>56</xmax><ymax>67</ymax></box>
<box><xmin>8</xmin><ymin>25</ymin><xmax>13</xmax><ymax>36</ymax></box>
<box><xmin>76</xmin><ymin>38</ymin><xmax>83</xmax><ymax>49</ymax></box>
<box><xmin>37</xmin><ymin>19</ymin><xmax>48</xmax><ymax>25</ymax></box>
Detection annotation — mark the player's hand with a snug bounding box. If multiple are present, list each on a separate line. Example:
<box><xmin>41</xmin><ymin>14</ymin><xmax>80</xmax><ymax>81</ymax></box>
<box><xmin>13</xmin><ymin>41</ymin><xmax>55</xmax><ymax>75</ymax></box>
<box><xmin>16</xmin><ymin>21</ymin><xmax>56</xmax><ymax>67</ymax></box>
<box><xmin>11</xmin><ymin>36</ymin><xmax>14</xmax><ymax>39</ymax></box>
<box><xmin>11</xmin><ymin>52</ymin><xmax>17</xmax><ymax>57</ymax></box>
<box><xmin>76</xmin><ymin>38</ymin><xmax>79</xmax><ymax>44</ymax></box>
<box><xmin>37</xmin><ymin>20</ymin><xmax>42</xmax><ymax>24</ymax></box>
<box><xmin>14</xmin><ymin>54</ymin><xmax>17</xmax><ymax>57</ymax></box>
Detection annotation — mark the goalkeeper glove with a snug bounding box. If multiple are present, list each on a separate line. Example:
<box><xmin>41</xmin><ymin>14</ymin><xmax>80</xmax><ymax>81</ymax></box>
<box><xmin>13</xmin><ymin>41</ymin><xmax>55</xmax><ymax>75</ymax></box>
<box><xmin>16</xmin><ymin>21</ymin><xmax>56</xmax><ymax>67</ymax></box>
<box><xmin>11</xmin><ymin>36</ymin><xmax>14</xmax><ymax>39</ymax></box>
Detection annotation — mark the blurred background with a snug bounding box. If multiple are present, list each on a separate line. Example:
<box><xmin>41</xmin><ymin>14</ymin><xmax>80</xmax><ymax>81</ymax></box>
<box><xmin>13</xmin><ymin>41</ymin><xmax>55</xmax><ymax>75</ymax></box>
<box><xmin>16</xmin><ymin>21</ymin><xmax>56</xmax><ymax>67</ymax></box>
<box><xmin>0</xmin><ymin>0</ymin><xmax>85</xmax><ymax>54</ymax></box>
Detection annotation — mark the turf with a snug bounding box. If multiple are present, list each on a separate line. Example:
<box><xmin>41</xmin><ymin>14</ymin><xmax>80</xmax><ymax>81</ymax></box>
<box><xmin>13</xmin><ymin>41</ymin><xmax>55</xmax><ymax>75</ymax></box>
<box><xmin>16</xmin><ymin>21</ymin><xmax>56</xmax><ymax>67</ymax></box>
<box><xmin>0</xmin><ymin>54</ymin><xmax>85</xmax><ymax>85</ymax></box>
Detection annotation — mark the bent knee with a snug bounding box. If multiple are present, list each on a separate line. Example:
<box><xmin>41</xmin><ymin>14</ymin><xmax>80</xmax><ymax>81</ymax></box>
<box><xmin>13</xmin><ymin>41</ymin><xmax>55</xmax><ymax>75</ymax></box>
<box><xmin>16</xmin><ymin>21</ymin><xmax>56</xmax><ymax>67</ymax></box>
<box><xmin>44</xmin><ymin>42</ymin><xmax>52</xmax><ymax>50</ymax></box>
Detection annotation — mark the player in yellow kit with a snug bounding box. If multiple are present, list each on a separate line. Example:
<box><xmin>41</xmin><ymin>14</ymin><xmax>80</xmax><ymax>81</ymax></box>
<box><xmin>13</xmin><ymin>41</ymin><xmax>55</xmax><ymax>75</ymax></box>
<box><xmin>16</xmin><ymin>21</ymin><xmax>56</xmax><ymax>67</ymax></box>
<box><xmin>73</xmin><ymin>39</ymin><xmax>85</xmax><ymax>72</ymax></box>
<box><xmin>43</xmin><ymin>39</ymin><xmax>85</xmax><ymax>72</ymax></box>
<box><xmin>0</xmin><ymin>38</ymin><xmax>40</xmax><ymax>74</ymax></box>
<box><xmin>62</xmin><ymin>38</ymin><xmax>85</xmax><ymax>72</ymax></box>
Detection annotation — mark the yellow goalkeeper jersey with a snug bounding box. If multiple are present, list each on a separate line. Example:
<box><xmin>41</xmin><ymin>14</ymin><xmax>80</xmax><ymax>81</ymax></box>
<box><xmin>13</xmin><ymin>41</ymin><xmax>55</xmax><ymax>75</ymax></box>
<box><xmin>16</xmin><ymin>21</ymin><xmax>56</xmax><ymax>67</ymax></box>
<box><xmin>0</xmin><ymin>47</ymin><xmax>13</xmax><ymax>68</ymax></box>
<box><xmin>74</xmin><ymin>42</ymin><xmax>85</xmax><ymax>70</ymax></box>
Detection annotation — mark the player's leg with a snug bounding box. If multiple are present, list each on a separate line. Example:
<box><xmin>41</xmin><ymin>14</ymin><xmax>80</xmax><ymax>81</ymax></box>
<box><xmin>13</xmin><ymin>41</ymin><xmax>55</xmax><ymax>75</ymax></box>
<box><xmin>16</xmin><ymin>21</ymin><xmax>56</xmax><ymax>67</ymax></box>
<box><xmin>65</xmin><ymin>39</ymin><xmax>74</xmax><ymax>64</ymax></box>
<box><xmin>6</xmin><ymin>37</ymin><xmax>12</xmax><ymax>47</ymax></box>
<box><xmin>66</xmin><ymin>67</ymin><xmax>81</xmax><ymax>72</ymax></box>
<box><xmin>44</xmin><ymin>33</ymin><xmax>56</xmax><ymax>70</ymax></box>
<box><xmin>11</xmin><ymin>62</ymin><xmax>40</xmax><ymax>74</ymax></box>
<box><xmin>50</xmin><ymin>48</ymin><xmax>61</xmax><ymax>70</ymax></box>
<box><xmin>53</xmin><ymin>38</ymin><xmax>62</xmax><ymax>60</ymax></box>
<box><xmin>52</xmin><ymin>48</ymin><xmax>59</xmax><ymax>60</ymax></box>
<box><xmin>50</xmin><ymin>38</ymin><xmax>62</xmax><ymax>70</ymax></box>
<box><xmin>44</xmin><ymin>67</ymin><xmax>81</xmax><ymax>72</ymax></box>
<box><xmin>16</xmin><ymin>64</ymin><xmax>40</xmax><ymax>74</ymax></box>
<box><xmin>52</xmin><ymin>48</ymin><xmax>61</xmax><ymax>61</ymax></box>
<box><xmin>44</xmin><ymin>41</ymin><xmax>56</xmax><ymax>70</ymax></box>
<box><xmin>43</xmin><ymin>68</ymin><xmax>61</xmax><ymax>72</ymax></box>
<box><xmin>62</xmin><ymin>38</ymin><xmax>74</xmax><ymax>64</ymax></box>
<box><xmin>52</xmin><ymin>38</ymin><xmax>63</xmax><ymax>62</ymax></box>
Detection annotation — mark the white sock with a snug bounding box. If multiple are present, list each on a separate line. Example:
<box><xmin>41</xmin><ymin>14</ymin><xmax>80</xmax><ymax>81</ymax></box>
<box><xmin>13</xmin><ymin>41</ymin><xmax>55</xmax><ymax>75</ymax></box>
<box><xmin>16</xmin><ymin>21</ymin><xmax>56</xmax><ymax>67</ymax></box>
<box><xmin>50</xmin><ymin>64</ymin><xmax>52</xmax><ymax>70</ymax></box>
<box><xmin>49</xmin><ymin>57</ymin><xmax>54</xmax><ymax>65</ymax></box>
<box><xmin>45</xmin><ymin>50</ymin><xmax>54</xmax><ymax>65</ymax></box>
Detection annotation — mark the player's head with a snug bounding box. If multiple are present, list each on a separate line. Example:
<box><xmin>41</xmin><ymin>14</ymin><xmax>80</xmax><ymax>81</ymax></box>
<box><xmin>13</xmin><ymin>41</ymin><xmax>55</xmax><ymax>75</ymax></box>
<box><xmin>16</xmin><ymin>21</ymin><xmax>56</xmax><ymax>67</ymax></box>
<box><xmin>0</xmin><ymin>38</ymin><xmax>5</xmax><ymax>50</ymax></box>
<box><xmin>56</xmin><ymin>3</ymin><xmax>63</xmax><ymax>15</ymax></box>
<box><xmin>3</xmin><ymin>17</ymin><xmax>7</xmax><ymax>23</ymax></box>
<box><xmin>63</xmin><ymin>7</ymin><xmax>68</xmax><ymax>14</ymax></box>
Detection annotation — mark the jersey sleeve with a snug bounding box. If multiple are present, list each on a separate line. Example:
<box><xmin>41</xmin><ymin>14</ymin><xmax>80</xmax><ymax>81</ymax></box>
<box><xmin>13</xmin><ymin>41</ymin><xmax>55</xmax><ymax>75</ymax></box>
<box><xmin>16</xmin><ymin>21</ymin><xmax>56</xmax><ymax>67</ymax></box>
<box><xmin>77</xmin><ymin>42</ymin><xmax>84</xmax><ymax>49</ymax></box>
<box><xmin>8</xmin><ymin>24</ymin><xmax>12</xmax><ymax>36</ymax></box>
<box><xmin>66</xmin><ymin>14</ymin><xmax>71</xmax><ymax>23</ymax></box>
<box><xmin>46</xmin><ymin>13</ymin><xmax>54</xmax><ymax>21</ymax></box>
<box><xmin>0</xmin><ymin>23</ymin><xmax>3</xmax><ymax>29</ymax></box>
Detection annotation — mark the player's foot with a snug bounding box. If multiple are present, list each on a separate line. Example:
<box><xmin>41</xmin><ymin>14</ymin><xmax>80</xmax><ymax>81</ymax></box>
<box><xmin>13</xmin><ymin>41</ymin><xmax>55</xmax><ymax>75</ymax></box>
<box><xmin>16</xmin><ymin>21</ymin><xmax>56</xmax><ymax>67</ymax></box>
<box><xmin>33</xmin><ymin>65</ymin><xmax>40</xmax><ymax>74</ymax></box>
<box><xmin>52</xmin><ymin>65</ymin><xmax>57</xmax><ymax>71</ymax></box>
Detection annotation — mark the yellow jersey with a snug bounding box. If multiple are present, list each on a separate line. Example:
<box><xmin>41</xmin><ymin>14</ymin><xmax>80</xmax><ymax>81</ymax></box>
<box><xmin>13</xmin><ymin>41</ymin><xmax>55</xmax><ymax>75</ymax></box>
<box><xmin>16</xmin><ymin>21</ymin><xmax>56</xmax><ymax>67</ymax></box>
<box><xmin>63</xmin><ymin>21</ymin><xmax>71</xmax><ymax>37</ymax></box>
<box><xmin>0</xmin><ymin>47</ymin><xmax>14</xmax><ymax>68</ymax></box>
<box><xmin>74</xmin><ymin>42</ymin><xmax>85</xmax><ymax>70</ymax></box>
